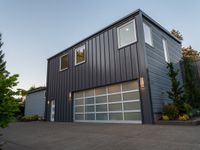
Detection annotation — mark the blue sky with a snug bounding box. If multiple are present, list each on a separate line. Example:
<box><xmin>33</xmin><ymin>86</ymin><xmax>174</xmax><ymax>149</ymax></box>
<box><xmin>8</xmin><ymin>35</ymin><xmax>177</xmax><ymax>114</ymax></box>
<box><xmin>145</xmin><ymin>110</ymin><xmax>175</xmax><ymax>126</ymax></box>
<box><xmin>0</xmin><ymin>0</ymin><xmax>200</xmax><ymax>90</ymax></box>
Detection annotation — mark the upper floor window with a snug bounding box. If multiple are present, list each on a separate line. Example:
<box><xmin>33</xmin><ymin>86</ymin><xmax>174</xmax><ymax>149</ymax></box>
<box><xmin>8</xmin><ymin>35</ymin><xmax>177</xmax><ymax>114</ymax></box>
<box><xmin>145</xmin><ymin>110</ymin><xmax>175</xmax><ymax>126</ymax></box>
<box><xmin>143</xmin><ymin>22</ymin><xmax>153</xmax><ymax>47</ymax></box>
<box><xmin>162</xmin><ymin>39</ymin><xmax>170</xmax><ymax>63</ymax></box>
<box><xmin>117</xmin><ymin>19</ymin><xmax>137</xmax><ymax>48</ymax></box>
<box><xmin>75</xmin><ymin>45</ymin><xmax>86</xmax><ymax>65</ymax></box>
<box><xmin>59</xmin><ymin>53</ymin><xmax>69</xmax><ymax>71</ymax></box>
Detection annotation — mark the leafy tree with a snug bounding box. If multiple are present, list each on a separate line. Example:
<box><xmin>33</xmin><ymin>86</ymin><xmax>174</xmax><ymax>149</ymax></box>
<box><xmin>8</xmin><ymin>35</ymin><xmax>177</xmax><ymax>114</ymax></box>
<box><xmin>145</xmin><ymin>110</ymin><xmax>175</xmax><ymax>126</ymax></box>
<box><xmin>0</xmin><ymin>33</ymin><xmax>19</xmax><ymax>128</ymax></box>
<box><xmin>171</xmin><ymin>29</ymin><xmax>183</xmax><ymax>41</ymax></box>
<box><xmin>171</xmin><ymin>29</ymin><xmax>200</xmax><ymax>60</ymax></box>
<box><xmin>167</xmin><ymin>63</ymin><xmax>184</xmax><ymax>110</ymax></box>
<box><xmin>182</xmin><ymin>46</ymin><xmax>200</xmax><ymax>60</ymax></box>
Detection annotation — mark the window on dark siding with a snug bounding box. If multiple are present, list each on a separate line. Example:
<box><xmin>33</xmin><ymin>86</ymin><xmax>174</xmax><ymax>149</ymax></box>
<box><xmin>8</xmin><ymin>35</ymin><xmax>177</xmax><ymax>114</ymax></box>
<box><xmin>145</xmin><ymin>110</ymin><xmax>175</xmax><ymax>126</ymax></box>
<box><xmin>162</xmin><ymin>39</ymin><xmax>170</xmax><ymax>62</ymax></box>
<box><xmin>59</xmin><ymin>54</ymin><xmax>68</xmax><ymax>71</ymax></box>
<box><xmin>117</xmin><ymin>19</ymin><xmax>137</xmax><ymax>48</ymax></box>
<box><xmin>75</xmin><ymin>45</ymin><xmax>86</xmax><ymax>65</ymax></box>
<box><xmin>143</xmin><ymin>23</ymin><xmax>153</xmax><ymax>46</ymax></box>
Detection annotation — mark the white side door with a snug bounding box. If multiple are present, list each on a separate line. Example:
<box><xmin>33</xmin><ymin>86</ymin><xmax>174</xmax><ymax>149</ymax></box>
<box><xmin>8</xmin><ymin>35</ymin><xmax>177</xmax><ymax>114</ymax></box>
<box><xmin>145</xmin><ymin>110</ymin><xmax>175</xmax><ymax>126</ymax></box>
<box><xmin>50</xmin><ymin>100</ymin><xmax>55</xmax><ymax>122</ymax></box>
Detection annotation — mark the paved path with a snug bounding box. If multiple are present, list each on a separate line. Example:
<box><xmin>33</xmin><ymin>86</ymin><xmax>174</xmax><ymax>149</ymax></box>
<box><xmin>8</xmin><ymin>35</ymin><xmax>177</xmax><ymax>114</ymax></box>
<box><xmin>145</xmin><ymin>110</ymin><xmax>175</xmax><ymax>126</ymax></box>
<box><xmin>1</xmin><ymin>122</ymin><xmax>200</xmax><ymax>150</ymax></box>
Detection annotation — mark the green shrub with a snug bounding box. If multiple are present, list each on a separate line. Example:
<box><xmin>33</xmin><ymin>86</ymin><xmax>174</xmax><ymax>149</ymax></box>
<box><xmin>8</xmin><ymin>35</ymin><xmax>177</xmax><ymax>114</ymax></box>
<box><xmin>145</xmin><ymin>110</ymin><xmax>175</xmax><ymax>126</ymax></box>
<box><xmin>162</xmin><ymin>115</ymin><xmax>169</xmax><ymax>121</ymax></box>
<box><xmin>183</xmin><ymin>103</ymin><xmax>192</xmax><ymax>115</ymax></box>
<box><xmin>178</xmin><ymin>114</ymin><xmax>190</xmax><ymax>121</ymax></box>
<box><xmin>20</xmin><ymin>115</ymin><xmax>39</xmax><ymax>122</ymax></box>
<box><xmin>163</xmin><ymin>104</ymin><xmax>179</xmax><ymax>120</ymax></box>
<box><xmin>190</xmin><ymin>108</ymin><xmax>200</xmax><ymax>117</ymax></box>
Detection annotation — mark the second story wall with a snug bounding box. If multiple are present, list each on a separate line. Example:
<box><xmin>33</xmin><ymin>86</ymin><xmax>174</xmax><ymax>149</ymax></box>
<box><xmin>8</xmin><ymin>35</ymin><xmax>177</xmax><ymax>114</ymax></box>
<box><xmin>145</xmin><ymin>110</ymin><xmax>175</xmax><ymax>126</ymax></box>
<box><xmin>143</xmin><ymin>16</ymin><xmax>182</xmax><ymax>113</ymax></box>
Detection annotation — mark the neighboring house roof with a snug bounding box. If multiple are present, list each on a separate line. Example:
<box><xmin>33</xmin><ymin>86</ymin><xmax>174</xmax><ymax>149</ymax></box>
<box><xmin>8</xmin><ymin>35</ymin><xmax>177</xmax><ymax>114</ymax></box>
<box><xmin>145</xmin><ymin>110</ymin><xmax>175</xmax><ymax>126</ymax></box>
<box><xmin>28</xmin><ymin>87</ymin><xmax>46</xmax><ymax>94</ymax></box>
<box><xmin>48</xmin><ymin>9</ymin><xmax>181</xmax><ymax>60</ymax></box>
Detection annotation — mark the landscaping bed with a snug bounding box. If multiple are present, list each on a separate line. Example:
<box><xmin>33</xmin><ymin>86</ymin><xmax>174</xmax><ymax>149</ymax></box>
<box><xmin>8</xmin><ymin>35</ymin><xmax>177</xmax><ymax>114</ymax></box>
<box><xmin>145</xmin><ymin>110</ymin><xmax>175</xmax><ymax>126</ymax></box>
<box><xmin>156</xmin><ymin>117</ymin><xmax>200</xmax><ymax>126</ymax></box>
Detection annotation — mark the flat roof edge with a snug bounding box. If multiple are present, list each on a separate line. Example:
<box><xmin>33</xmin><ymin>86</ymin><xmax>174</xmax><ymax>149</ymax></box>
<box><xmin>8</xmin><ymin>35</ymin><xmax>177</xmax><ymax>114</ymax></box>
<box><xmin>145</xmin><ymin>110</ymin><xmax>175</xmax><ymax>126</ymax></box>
<box><xmin>47</xmin><ymin>9</ymin><xmax>181</xmax><ymax>60</ymax></box>
<box><xmin>28</xmin><ymin>87</ymin><xmax>46</xmax><ymax>94</ymax></box>
<box><xmin>47</xmin><ymin>9</ymin><xmax>141</xmax><ymax>60</ymax></box>
<box><xmin>140</xmin><ymin>10</ymin><xmax>181</xmax><ymax>44</ymax></box>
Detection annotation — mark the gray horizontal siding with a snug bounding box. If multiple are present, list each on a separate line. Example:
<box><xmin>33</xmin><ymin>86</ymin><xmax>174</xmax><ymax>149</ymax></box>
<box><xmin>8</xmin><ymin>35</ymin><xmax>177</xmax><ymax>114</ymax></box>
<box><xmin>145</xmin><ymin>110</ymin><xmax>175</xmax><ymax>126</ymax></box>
<box><xmin>144</xmin><ymin>18</ymin><xmax>182</xmax><ymax>113</ymax></box>
<box><xmin>25</xmin><ymin>90</ymin><xmax>46</xmax><ymax>118</ymax></box>
<box><xmin>46</xmin><ymin>16</ymin><xmax>140</xmax><ymax>122</ymax></box>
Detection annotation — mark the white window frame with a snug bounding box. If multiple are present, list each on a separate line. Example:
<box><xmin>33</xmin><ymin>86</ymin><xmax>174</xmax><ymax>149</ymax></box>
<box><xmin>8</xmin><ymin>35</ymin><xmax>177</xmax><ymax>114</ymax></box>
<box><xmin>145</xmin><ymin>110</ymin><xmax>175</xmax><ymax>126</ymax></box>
<box><xmin>162</xmin><ymin>38</ymin><xmax>170</xmax><ymax>63</ymax></box>
<box><xmin>117</xmin><ymin>19</ymin><xmax>137</xmax><ymax>49</ymax></box>
<box><xmin>143</xmin><ymin>22</ymin><xmax>153</xmax><ymax>47</ymax></box>
<box><xmin>59</xmin><ymin>53</ymin><xmax>68</xmax><ymax>71</ymax></box>
<box><xmin>75</xmin><ymin>44</ymin><xmax>86</xmax><ymax>66</ymax></box>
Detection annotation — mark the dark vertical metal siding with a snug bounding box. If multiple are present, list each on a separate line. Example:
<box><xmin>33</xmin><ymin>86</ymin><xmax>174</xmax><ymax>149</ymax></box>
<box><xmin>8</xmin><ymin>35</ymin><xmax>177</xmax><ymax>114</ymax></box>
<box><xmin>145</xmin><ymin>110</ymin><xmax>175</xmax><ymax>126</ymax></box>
<box><xmin>46</xmin><ymin>14</ymin><xmax>142</xmax><ymax>122</ymax></box>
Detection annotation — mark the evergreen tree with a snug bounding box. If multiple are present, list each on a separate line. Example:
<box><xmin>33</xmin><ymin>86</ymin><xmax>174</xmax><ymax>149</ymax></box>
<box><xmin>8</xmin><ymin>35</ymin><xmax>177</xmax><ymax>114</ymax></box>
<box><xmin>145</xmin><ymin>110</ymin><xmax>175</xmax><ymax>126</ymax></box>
<box><xmin>182</xmin><ymin>57</ymin><xmax>200</xmax><ymax>108</ymax></box>
<box><xmin>167</xmin><ymin>63</ymin><xmax>184</xmax><ymax>109</ymax></box>
<box><xmin>0</xmin><ymin>33</ymin><xmax>19</xmax><ymax>128</ymax></box>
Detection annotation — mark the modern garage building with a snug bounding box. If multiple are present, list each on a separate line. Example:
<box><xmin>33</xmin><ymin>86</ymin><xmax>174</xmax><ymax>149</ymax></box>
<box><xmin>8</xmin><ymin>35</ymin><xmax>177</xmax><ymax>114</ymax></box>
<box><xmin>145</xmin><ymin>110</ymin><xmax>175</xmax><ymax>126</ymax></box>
<box><xmin>46</xmin><ymin>9</ymin><xmax>182</xmax><ymax>124</ymax></box>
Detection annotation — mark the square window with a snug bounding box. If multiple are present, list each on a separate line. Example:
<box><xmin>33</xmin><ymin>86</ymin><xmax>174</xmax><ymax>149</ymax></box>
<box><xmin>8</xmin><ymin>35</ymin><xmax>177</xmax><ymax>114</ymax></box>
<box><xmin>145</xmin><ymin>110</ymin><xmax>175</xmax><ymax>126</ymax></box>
<box><xmin>143</xmin><ymin>23</ymin><xmax>153</xmax><ymax>46</ymax></box>
<box><xmin>75</xmin><ymin>45</ymin><xmax>86</xmax><ymax>65</ymax></box>
<box><xmin>59</xmin><ymin>54</ymin><xmax>68</xmax><ymax>71</ymax></box>
<box><xmin>162</xmin><ymin>39</ymin><xmax>170</xmax><ymax>63</ymax></box>
<box><xmin>117</xmin><ymin>20</ymin><xmax>137</xmax><ymax>48</ymax></box>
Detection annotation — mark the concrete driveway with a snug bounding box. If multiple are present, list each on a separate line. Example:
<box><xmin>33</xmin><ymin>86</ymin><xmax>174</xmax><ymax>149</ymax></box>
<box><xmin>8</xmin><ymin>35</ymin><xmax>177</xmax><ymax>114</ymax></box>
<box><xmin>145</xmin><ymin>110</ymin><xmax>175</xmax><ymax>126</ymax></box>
<box><xmin>1</xmin><ymin>122</ymin><xmax>200</xmax><ymax>150</ymax></box>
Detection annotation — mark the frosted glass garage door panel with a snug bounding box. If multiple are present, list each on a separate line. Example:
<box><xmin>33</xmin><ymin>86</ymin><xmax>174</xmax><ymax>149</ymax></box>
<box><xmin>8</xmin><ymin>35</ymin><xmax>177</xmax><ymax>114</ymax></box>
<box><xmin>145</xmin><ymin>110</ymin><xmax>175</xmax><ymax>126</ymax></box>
<box><xmin>124</xmin><ymin>112</ymin><xmax>141</xmax><ymax>120</ymax></box>
<box><xmin>96</xmin><ymin>104</ymin><xmax>107</xmax><ymax>112</ymax></box>
<box><xmin>75</xmin><ymin>114</ymin><xmax>84</xmax><ymax>120</ymax></box>
<box><xmin>124</xmin><ymin>102</ymin><xmax>140</xmax><ymax>110</ymax></box>
<box><xmin>109</xmin><ymin>103</ymin><xmax>122</xmax><ymax>111</ymax></box>
<box><xmin>109</xmin><ymin>113</ymin><xmax>123</xmax><ymax>120</ymax></box>
<box><xmin>75</xmin><ymin>106</ymin><xmax>84</xmax><ymax>113</ymax></box>
<box><xmin>74</xmin><ymin>91</ymin><xmax>84</xmax><ymax>99</ymax></box>
<box><xmin>85</xmin><ymin>97</ymin><xmax>94</xmax><ymax>105</ymax></box>
<box><xmin>74</xmin><ymin>99</ymin><xmax>84</xmax><ymax>105</ymax></box>
<box><xmin>96</xmin><ymin>96</ymin><xmax>107</xmax><ymax>104</ymax></box>
<box><xmin>123</xmin><ymin>92</ymin><xmax>140</xmax><ymax>101</ymax></box>
<box><xmin>85</xmin><ymin>114</ymin><xmax>95</xmax><ymax>120</ymax></box>
<box><xmin>96</xmin><ymin>113</ymin><xmax>108</xmax><ymax>120</ymax></box>
<box><xmin>108</xmin><ymin>94</ymin><xmax>121</xmax><ymax>102</ymax></box>
<box><xmin>85</xmin><ymin>105</ymin><xmax>95</xmax><ymax>112</ymax></box>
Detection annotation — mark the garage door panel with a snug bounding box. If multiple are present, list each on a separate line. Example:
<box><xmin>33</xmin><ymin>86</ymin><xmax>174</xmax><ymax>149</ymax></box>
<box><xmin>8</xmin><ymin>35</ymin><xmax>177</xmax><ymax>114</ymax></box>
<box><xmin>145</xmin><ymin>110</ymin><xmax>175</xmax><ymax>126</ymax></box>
<box><xmin>74</xmin><ymin>99</ymin><xmax>84</xmax><ymax>105</ymax></box>
<box><xmin>123</xmin><ymin>101</ymin><xmax>141</xmax><ymax>110</ymax></box>
<box><xmin>85</xmin><ymin>97</ymin><xmax>94</xmax><ymax>104</ymax></box>
<box><xmin>96</xmin><ymin>96</ymin><xmax>107</xmax><ymax>103</ymax></box>
<box><xmin>109</xmin><ymin>113</ymin><xmax>123</xmax><ymax>120</ymax></box>
<box><xmin>85</xmin><ymin>105</ymin><xmax>95</xmax><ymax>112</ymax></box>
<box><xmin>123</xmin><ymin>92</ymin><xmax>140</xmax><ymax>101</ymax></box>
<box><xmin>109</xmin><ymin>103</ymin><xmax>122</xmax><ymax>111</ymax></box>
<box><xmin>96</xmin><ymin>113</ymin><xmax>108</xmax><ymax>120</ymax></box>
<box><xmin>75</xmin><ymin>114</ymin><xmax>84</xmax><ymax>120</ymax></box>
<box><xmin>85</xmin><ymin>113</ymin><xmax>95</xmax><ymax>120</ymax></box>
<box><xmin>96</xmin><ymin>104</ymin><xmax>107</xmax><ymax>112</ymax></box>
<box><xmin>75</xmin><ymin>106</ymin><xmax>84</xmax><ymax>113</ymax></box>
<box><xmin>74</xmin><ymin>80</ymin><xmax>142</xmax><ymax>124</ymax></box>
<box><xmin>124</xmin><ymin>112</ymin><xmax>141</xmax><ymax>120</ymax></box>
<box><xmin>108</xmin><ymin>94</ymin><xmax>122</xmax><ymax>102</ymax></box>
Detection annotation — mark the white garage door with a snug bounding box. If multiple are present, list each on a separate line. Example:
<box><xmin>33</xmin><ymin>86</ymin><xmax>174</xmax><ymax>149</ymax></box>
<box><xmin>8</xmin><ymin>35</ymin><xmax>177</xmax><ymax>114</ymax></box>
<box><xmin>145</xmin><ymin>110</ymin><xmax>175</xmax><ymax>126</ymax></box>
<box><xmin>73</xmin><ymin>80</ymin><xmax>142</xmax><ymax>124</ymax></box>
